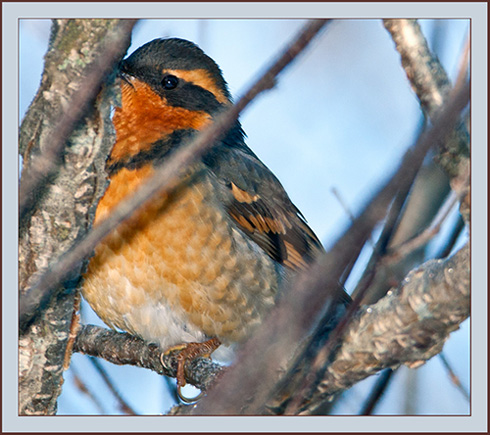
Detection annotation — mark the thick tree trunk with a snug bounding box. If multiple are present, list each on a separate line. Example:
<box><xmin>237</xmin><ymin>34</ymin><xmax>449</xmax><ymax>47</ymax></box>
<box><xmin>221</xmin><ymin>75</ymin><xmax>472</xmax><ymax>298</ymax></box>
<box><xmin>18</xmin><ymin>19</ymin><xmax>134</xmax><ymax>415</ymax></box>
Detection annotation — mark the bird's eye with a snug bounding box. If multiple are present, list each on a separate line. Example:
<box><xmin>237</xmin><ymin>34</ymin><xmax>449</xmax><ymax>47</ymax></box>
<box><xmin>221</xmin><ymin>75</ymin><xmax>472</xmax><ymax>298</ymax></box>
<box><xmin>162</xmin><ymin>75</ymin><xmax>179</xmax><ymax>90</ymax></box>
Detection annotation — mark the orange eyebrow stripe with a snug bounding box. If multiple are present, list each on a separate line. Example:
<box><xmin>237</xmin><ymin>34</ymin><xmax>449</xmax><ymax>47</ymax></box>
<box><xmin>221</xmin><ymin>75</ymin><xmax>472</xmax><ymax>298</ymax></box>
<box><xmin>162</xmin><ymin>68</ymin><xmax>229</xmax><ymax>104</ymax></box>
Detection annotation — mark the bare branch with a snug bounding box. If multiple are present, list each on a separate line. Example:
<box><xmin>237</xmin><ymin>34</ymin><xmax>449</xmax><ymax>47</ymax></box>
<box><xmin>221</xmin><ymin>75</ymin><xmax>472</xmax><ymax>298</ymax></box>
<box><xmin>359</xmin><ymin>368</ymin><xmax>395</xmax><ymax>415</ymax></box>
<box><xmin>69</xmin><ymin>363</ymin><xmax>107</xmax><ymax>414</ymax></box>
<box><xmin>436</xmin><ymin>215</ymin><xmax>465</xmax><ymax>259</ymax></box>
<box><xmin>88</xmin><ymin>357</ymin><xmax>137</xmax><ymax>415</ymax></box>
<box><xmin>438</xmin><ymin>352</ymin><xmax>470</xmax><ymax>401</ymax></box>
<box><xmin>383</xmin><ymin>19</ymin><xmax>453</xmax><ymax>117</ymax></box>
<box><xmin>383</xmin><ymin>19</ymin><xmax>470</xmax><ymax>218</ymax></box>
<box><xmin>454</xmin><ymin>35</ymin><xmax>470</xmax><ymax>91</ymax></box>
<box><xmin>73</xmin><ymin>325</ymin><xmax>224</xmax><ymax>392</ymax></box>
<box><xmin>384</xmin><ymin>191</ymin><xmax>459</xmax><ymax>263</ymax></box>
<box><xmin>19</xmin><ymin>19</ymin><xmax>331</xmax><ymax>334</ymax></box>
<box><xmin>301</xmin><ymin>242</ymin><xmax>469</xmax><ymax>415</ymax></box>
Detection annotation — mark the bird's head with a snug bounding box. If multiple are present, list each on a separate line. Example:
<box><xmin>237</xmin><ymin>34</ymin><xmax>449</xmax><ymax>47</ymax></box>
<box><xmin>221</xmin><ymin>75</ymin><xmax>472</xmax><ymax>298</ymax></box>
<box><xmin>111</xmin><ymin>38</ymin><xmax>231</xmax><ymax>163</ymax></box>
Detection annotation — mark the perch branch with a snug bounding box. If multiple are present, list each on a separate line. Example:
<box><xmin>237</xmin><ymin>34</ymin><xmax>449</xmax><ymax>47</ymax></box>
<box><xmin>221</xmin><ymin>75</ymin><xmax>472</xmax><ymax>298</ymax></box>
<box><xmin>73</xmin><ymin>324</ymin><xmax>224</xmax><ymax>392</ymax></box>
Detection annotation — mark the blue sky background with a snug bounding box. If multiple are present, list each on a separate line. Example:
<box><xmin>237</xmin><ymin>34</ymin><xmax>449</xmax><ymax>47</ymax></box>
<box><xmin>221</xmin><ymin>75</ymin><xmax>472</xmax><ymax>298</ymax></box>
<box><xmin>19</xmin><ymin>18</ymin><xmax>470</xmax><ymax>415</ymax></box>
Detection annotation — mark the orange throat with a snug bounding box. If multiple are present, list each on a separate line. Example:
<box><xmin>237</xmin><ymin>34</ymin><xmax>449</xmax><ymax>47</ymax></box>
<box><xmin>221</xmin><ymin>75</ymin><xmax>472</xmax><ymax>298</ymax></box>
<box><xmin>109</xmin><ymin>78</ymin><xmax>213</xmax><ymax>166</ymax></box>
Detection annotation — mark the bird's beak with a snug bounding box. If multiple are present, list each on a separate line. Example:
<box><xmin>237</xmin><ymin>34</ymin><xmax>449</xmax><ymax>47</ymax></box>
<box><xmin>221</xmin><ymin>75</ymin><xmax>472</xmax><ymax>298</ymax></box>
<box><xmin>118</xmin><ymin>69</ymin><xmax>135</xmax><ymax>90</ymax></box>
<box><xmin>118</xmin><ymin>61</ymin><xmax>135</xmax><ymax>89</ymax></box>
<box><xmin>120</xmin><ymin>72</ymin><xmax>134</xmax><ymax>88</ymax></box>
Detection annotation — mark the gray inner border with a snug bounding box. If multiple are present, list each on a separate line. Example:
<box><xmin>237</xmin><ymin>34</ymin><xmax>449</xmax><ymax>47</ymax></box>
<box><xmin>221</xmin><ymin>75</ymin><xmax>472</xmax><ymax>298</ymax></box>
<box><xmin>4</xmin><ymin>2</ymin><xmax>487</xmax><ymax>433</ymax></box>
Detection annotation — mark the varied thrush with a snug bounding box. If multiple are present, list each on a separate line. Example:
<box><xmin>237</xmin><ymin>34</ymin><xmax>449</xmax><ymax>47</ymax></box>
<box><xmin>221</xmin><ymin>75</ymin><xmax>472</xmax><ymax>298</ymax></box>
<box><xmin>82</xmin><ymin>38</ymin><xmax>351</xmax><ymax>398</ymax></box>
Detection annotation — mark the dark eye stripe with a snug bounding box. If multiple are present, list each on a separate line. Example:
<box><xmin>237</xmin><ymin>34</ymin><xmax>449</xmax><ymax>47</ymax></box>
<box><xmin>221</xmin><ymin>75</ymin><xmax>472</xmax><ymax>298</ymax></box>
<box><xmin>154</xmin><ymin>80</ymin><xmax>222</xmax><ymax>114</ymax></box>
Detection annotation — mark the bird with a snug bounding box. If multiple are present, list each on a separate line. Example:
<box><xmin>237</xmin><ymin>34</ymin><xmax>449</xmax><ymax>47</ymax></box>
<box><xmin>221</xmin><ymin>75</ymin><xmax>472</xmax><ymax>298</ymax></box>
<box><xmin>81</xmin><ymin>37</ymin><xmax>351</xmax><ymax>400</ymax></box>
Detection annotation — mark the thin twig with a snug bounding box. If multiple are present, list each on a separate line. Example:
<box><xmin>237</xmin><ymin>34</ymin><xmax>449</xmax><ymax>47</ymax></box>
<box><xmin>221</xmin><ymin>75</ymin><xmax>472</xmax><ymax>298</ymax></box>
<box><xmin>331</xmin><ymin>187</ymin><xmax>356</xmax><ymax>226</ymax></box>
<box><xmin>359</xmin><ymin>369</ymin><xmax>395</xmax><ymax>415</ymax></box>
<box><xmin>331</xmin><ymin>186</ymin><xmax>374</xmax><ymax>286</ymax></box>
<box><xmin>89</xmin><ymin>357</ymin><xmax>137</xmax><ymax>415</ymax></box>
<box><xmin>69</xmin><ymin>363</ymin><xmax>107</xmax><ymax>414</ymax></box>
<box><xmin>438</xmin><ymin>352</ymin><xmax>470</xmax><ymax>401</ymax></box>
<box><xmin>19</xmin><ymin>20</ymin><xmax>137</xmax><ymax>222</ymax></box>
<box><xmin>19</xmin><ymin>19</ymin><xmax>331</xmax><ymax>333</ymax></box>
<box><xmin>384</xmin><ymin>191</ymin><xmax>459</xmax><ymax>263</ymax></box>
<box><xmin>350</xmin><ymin>119</ymin><xmax>427</xmax><ymax>302</ymax></box>
<box><xmin>436</xmin><ymin>216</ymin><xmax>465</xmax><ymax>259</ymax></box>
<box><xmin>454</xmin><ymin>35</ymin><xmax>471</xmax><ymax>94</ymax></box>
<box><xmin>63</xmin><ymin>291</ymin><xmax>82</xmax><ymax>370</ymax></box>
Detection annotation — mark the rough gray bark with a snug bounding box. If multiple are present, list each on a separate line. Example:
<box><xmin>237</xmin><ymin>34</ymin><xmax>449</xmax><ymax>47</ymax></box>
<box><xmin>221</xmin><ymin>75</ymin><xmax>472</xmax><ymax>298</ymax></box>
<box><xmin>298</xmin><ymin>242</ymin><xmax>470</xmax><ymax>415</ymax></box>
<box><xmin>73</xmin><ymin>324</ymin><xmax>224</xmax><ymax>391</ymax></box>
<box><xmin>18</xmin><ymin>19</ymin><xmax>134</xmax><ymax>415</ymax></box>
<box><xmin>383</xmin><ymin>19</ymin><xmax>470</xmax><ymax>219</ymax></box>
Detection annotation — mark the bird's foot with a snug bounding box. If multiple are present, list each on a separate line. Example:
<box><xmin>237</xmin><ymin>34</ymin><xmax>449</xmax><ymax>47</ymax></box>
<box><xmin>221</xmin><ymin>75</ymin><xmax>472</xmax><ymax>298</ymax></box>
<box><xmin>161</xmin><ymin>337</ymin><xmax>221</xmax><ymax>403</ymax></box>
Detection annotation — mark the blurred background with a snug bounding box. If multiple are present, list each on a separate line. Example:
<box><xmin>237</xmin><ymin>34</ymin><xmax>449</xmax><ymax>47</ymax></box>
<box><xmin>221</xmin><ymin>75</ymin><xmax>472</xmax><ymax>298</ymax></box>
<box><xmin>20</xmin><ymin>18</ymin><xmax>470</xmax><ymax>415</ymax></box>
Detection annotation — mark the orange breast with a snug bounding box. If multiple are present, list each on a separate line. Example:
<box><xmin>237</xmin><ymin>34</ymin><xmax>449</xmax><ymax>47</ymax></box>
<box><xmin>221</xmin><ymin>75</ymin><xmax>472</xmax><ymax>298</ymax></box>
<box><xmin>82</xmin><ymin>163</ymin><xmax>280</xmax><ymax>349</ymax></box>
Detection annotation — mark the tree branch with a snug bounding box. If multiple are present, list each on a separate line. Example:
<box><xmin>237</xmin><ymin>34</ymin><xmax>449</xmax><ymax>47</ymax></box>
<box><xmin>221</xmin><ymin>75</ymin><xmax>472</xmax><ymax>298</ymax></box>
<box><xmin>383</xmin><ymin>19</ymin><xmax>453</xmax><ymax>117</ymax></box>
<box><xmin>383</xmin><ymin>19</ymin><xmax>470</xmax><ymax>220</ymax></box>
<box><xmin>73</xmin><ymin>324</ymin><xmax>224</xmax><ymax>392</ymax></box>
<box><xmin>301</xmin><ymin>242</ymin><xmax>469</xmax><ymax>415</ymax></box>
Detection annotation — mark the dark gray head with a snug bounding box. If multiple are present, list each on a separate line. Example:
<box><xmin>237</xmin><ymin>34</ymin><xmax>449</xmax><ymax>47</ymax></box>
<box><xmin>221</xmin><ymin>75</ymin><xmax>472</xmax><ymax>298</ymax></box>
<box><xmin>121</xmin><ymin>38</ymin><xmax>231</xmax><ymax>112</ymax></box>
